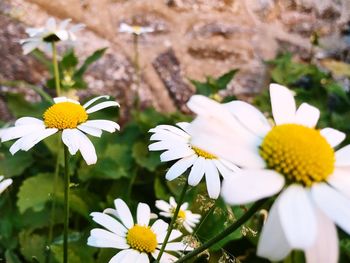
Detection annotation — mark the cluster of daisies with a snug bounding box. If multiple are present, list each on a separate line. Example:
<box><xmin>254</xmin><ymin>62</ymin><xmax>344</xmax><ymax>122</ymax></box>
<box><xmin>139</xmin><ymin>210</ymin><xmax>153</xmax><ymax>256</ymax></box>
<box><xmin>1</xmin><ymin>16</ymin><xmax>350</xmax><ymax>263</ymax></box>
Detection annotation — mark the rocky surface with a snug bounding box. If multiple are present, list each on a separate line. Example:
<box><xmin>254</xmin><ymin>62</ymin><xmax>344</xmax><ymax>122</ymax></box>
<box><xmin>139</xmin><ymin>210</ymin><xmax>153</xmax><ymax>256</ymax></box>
<box><xmin>0</xmin><ymin>0</ymin><xmax>349</xmax><ymax>120</ymax></box>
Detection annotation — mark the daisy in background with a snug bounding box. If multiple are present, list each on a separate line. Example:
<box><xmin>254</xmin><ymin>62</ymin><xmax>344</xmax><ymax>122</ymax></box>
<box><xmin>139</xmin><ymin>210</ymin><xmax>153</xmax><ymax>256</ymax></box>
<box><xmin>0</xmin><ymin>96</ymin><xmax>119</xmax><ymax>165</ymax></box>
<box><xmin>156</xmin><ymin>197</ymin><xmax>201</xmax><ymax>233</ymax></box>
<box><xmin>0</xmin><ymin>176</ymin><xmax>13</xmax><ymax>194</ymax></box>
<box><xmin>119</xmin><ymin>23</ymin><xmax>154</xmax><ymax>35</ymax></box>
<box><xmin>148</xmin><ymin>122</ymin><xmax>240</xmax><ymax>199</ymax></box>
<box><xmin>187</xmin><ymin>83</ymin><xmax>350</xmax><ymax>262</ymax></box>
<box><xmin>88</xmin><ymin>198</ymin><xmax>192</xmax><ymax>262</ymax></box>
<box><xmin>20</xmin><ymin>17</ymin><xmax>85</xmax><ymax>55</ymax></box>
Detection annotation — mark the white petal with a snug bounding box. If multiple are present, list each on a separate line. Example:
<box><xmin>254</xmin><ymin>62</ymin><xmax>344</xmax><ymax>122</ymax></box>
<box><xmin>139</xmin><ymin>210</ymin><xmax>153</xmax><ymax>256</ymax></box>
<box><xmin>155</xmin><ymin>200</ymin><xmax>171</xmax><ymax>213</ymax></box>
<box><xmin>9</xmin><ymin>128</ymin><xmax>57</xmax><ymax>155</ymax></box>
<box><xmin>74</xmin><ymin>129</ymin><xmax>97</xmax><ymax>165</ymax></box>
<box><xmin>151</xmin><ymin>250</ymin><xmax>177</xmax><ymax>263</ymax></box>
<box><xmin>204</xmin><ymin>160</ymin><xmax>221</xmax><ymax>199</ymax></box>
<box><xmin>221</xmin><ymin>169</ymin><xmax>285</xmax><ymax>205</ymax></box>
<box><xmin>278</xmin><ymin>185</ymin><xmax>317</xmax><ymax>248</ymax></box>
<box><xmin>15</xmin><ymin>117</ymin><xmax>43</xmax><ymax>126</ymax></box>
<box><xmin>213</xmin><ymin>159</ymin><xmax>238</xmax><ymax>179</ymax></box>
<box><xmin>22</xmin><ymin>41</ymin><xmax>39</xmax><ymax>55</ymax></box>
<box><xmin>224</xmin><ymin>100</ymin><xmax>271</xmax><ymax>137</ymax></box>
<box><xmin>321</xmin><ymin>128</ymin><xmax>346</xmax><ymax>148</ymax></box>
<box><xmin>46</xmin><ymin>17</ymin><xmax>56</xmax><ymax>31</ymax></box>
<box><xmin>148</xmin><ymin>141</ymin><xmax>183</xmax><ymax>151</ymax></box>
<box><xmin>151</xmin><ymin>219</ymin><xmax>168</xmax><ymax>238</ymax></box>
<box><xmin>0</xmin><ymin>178</ymin><xmax>12</xmax><ymax>194</ymax></box>
<box><xmin>312</xmin><ymin>183</ymin><xmax>350</xmax><ymax>234</ymax></box>
<box><xmin>135</xmin><ymin>253</ymin><xmax>149</xmax><ymax>263</ymax></box>
<box><xmin>295</xmin><ymin>103</ymin><xmax>320</xmax><ymax>128</ymax></box>
<box><xmin>160</xmin><ymin>148</ymin><xmax>194</xmax><ymax>162</ymax></box>
<box><xmin>150</xmin><ymin>124</ymin><xmax>190</xmax><ymax>139</ymax></box>
<box><xmin>90</xmin><ymin>212</ymin><xmax>127</xmax><ymax>236</ymax></box>
<box><xmin>62</xmin><ymin>129</ymin><xmax>80</xmax><ymax>155</ymax></box>
<box><xmin>83</xmin><ymin>120</ymin><xmax>120</xmax><ymax>133</ymax></box>
<box><xmin>137</xmin><ymin>203</ymin><xmax>151</xmax><ymax>226</ymax></box>
<box><xmin>86</xmin><ymin>101</ymin><xmax>119</xmax><ymax>114</ymax></box>
<box><xmin>188</xmin><ymin>157</ymin><xmax>205</xmax><ymax>186</ymax></box>
<box><xmin>114</xmin><ymin>199</ymin><xmax>134</xmax><ymax>229</ymax></box>
<box><xmin>161</xmin><ymin>242</ymin><xmax>189</xmax><ymax>251</ymax></box>
<box><xmin>109</xmin><ymin>250</ymin><xmax>133</xmax><ymax>263</ymax></box>
<box><xmin>1</xmin><ymin>125</ymin><xmax>45</xmax><ymax>142</ymax></box>
<box><xmin>149</xmin><ymin>130</ymin><xmax>187</xmax><ymax>143</ymax></box>
<box><xmin>83</xmin><ymin>95</ymin><xmax>110</xmax><ymax>109</ymax></box>
<box><xmin>165</xmin><ymin>155</ymin><xmax>197</xmax><ymax>181</ymax></box>
<box><xmin>158</xmin><ymin>229</ymin><xmax>182</xmax><ymax>243</ymax></box>
<box><xmin>335</xmin><ymin>145</ymin><xmax>350</xmax><ymax>166</ymax></box>
<box><xmin>257</xmin><ymin>200</ymin><xmax>291</xmax><ymax>261</ymax></box>
<box><xmin>88</xmin><ymin>228</ymin><xmax>128</xmax><ymax>249</ymax></box>
<box><xmin>305</xmin><ymin>209</ymin><xmax>338</xmax><ymax>263</ymax></box>
<box><xmin>53</xmin><ymin>97</ymin><xmax>68</xmax><ymax>104</ymax></box>
<box><xmin>118</xmin><ymin>249</ymin><xmax>143</xmax><ymax>263</ymax></box>
<box><xmin>269</xmin><ymin>83</ymin><xmax>296</xmax><ymax>125</ymax></box>
<box><xmin>77</xmin><ymin>124</ymin><xmax>102</xmax><ymax>137</ymax></box>
<box><xmin>327</xmin><ymin>168</ymin><xmax>350</xmax><ymax>198</ymax></box>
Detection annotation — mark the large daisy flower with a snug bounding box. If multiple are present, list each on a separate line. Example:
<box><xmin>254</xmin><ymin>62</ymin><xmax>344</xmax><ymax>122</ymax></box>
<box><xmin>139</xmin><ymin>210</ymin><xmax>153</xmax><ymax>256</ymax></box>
<box><xmin>88</xmin><ymin>198</ymin><xmax>192</xmax><ymax>263</ymax></box>
<box><xmin>148</xmin><ymin>122</ymin><xmax>239</xmax><ymax>199</ymax></box>
<box><xmin>0</xmin><ymin>176</ymin><xmax>13</xmax><ymax>194</ymax></box>
<box><xmin>0</xmin><ymin>96</ymin><xmax>119</xmax><ymax>165</ymax></box>
<box><xmin>20</xmin><ymin>17</ymin><xmax>84</xmax><ymax>55</ymax></box>
<box><xmin>186</xmin><ymin>83</ymin><xmax>350</xmax><ymax>262</ymax></box>
<box><xmin>156</xmin><ymin>197</ymin><xmax>201</xmax><ymax>233</ymax></box>
<box><xmin>119</xmin><ymin>23</ymin><xmax>154</xmax><ymax>35</ymax></box>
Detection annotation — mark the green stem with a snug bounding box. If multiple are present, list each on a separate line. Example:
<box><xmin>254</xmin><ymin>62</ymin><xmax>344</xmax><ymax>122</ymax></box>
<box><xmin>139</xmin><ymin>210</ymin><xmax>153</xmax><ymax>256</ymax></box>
<box><xmin>46</xmin><ymin>139</ymin><xmax>61</xmax><ymax>263</ymax></box>
<box><xmin>51</xmin><ymin>42</ymin><xmax>61</xmax><ymax>96</ymax></box>
<box><xmin>156</xmin><ymin>183</ymin><xmax>189</xmax><ymax>262</ymax></box>
<box><xmin>175</xmin><ymin>199</ymin><xmax>268</xmax><ymax>263</ymax></box>
<box><xmin>63</xmin><ymin>145</ymin><xmax>70</xmax><ymax>263</ymax></box>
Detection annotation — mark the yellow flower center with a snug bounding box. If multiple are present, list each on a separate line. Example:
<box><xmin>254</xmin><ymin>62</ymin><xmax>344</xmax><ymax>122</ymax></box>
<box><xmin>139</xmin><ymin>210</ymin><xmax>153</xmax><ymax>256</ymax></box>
<box><xmin>132</xmin><ymin>26</ymin><xmax>142</xmax><ymax>34</ymax></box>
<box><xmin>260</xmin><ymin>124</ymin><xmax>335</xmax><ymax>186</ymax></box>
<box><xmin>126</xmin><ymin>225</ymin><xmax>157</xmax><ymax>253</ymax></box>
<box><xmin>178</xmin><ymin>210</ymin><xmax>186</xmax><ymax>220</ymax></box>
<box><xmin>43</xmin><ymin>102</ymin><xmax>88</xmax><ymax>129</ymax></box>
<box><xmin>192</xmin><ymin>146</ymin><xmax>217</xmax><ymax>159</ymax></box>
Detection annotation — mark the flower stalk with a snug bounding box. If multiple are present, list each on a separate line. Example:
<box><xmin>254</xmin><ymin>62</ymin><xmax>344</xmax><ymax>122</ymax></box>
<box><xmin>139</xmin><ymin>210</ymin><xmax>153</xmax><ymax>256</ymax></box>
<box><xmin>175</xmin><ymin>198</ymin><xmax>268</xmax><ymax>263</ymax></box>
<box><xmin>51</xmin><ymin>42</ymin><xmax>61</xmax><ymax>96</ymax></box>
<box><xmin>155</xmin><ymin>183</ymin><xmax>189</xmax><ymax>262</ymax></box>
<box><xmin>63</xmin><ymin>145</ymin><xmax>70</xmax><ymax>263</ymax></box>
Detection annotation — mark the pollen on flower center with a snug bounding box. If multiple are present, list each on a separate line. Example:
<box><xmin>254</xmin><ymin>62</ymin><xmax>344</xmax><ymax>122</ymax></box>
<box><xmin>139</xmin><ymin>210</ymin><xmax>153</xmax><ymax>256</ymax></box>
<box><xmin>259</xmin><ymin>124</ymin><xmax>335</xmax><ymax>186</ymax></box>
<box><xmin>192</xmin><ymin>146</ymin><xmax>217</xmax><ymax>159</ymax></box>
<box><xmin>178</xmin><ymin>210</ymin><xmax>186</xmax><ymax>220</ymax></box>
<box><xmin>43</xmin><ymin>102</ymin><xmax>88</xmax><ymax>129</ymax></box>
<box><xmin>126</xmin><ymin>225</ymin><xmax>157</xmax><ymax>253</ymax></box>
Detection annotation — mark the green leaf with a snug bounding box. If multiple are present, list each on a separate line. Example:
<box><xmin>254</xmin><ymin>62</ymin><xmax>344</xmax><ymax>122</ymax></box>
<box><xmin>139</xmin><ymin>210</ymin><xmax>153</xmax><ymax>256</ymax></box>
<box><xmin>190</xmin><ymin>79</ymin><xmax>212</xmax><ymax>96</ymax></box>
<box><xmin>19</xmin><ymin>230</ymin><xmax>46</xmax><ymax>263</ymax></box>
<box><xmin>154</xmin><ymin>176</ymin><xmax>170</xmax><ymax>200</ymax></box>
<box><xmin>132</xmin><ymin>141</ymin><xmax>161</xmax><ymax>172</ymax></box>
<box><xmin>5</xmin><ymin>250</ymin><xmax>22</xmax><ymax>263</ymax></box>
<box><xmin>6</xmin><ymin>93</ymin><xmax>49</xmax><ymax>119</ymax></box>
<box><xmin>61</xmin><ymin>49</ymin><xmax>79</xmax><ymax>69</ymax></box>
<box><xmin>75</xmin><ymin>48</ymin><xmax>107</xmax><ymax>78</ymax></box>
<box><xmin>0</xmin><ymin>151</ymin><xmax>33</xmax><ymax>177</ymax></box>
<box><xmin>51</xmin><ymin>240</ymin><xmax>96</xmax><ymax>263</ymax></box>
<box><xmin>17</xmin><ymin>173</ymin><xmax>61</xmax><ymax>213</ymax></box>
<box><xmin>217</xmin><ymin>69</ymin><xmax>238</xmax><ymax>89</ymax></box>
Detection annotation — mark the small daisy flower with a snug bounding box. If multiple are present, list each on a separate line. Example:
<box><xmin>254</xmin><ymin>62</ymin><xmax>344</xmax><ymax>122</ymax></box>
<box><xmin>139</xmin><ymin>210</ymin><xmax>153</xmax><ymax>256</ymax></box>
<box><xmin>187</xmin><ymin>83</ymin><xmax>350</xmax><ymax>262</ymax></box>
<box><xmin>156</xmin><ymin>197</ymin><xmax>201</xmax><ymax>233</ymax></box>
<box><xmin>88</xmin><ymin>198</ymin><xmax>192</xmax><ymax>263</ymax></box>
<box><xmin>0</xmin><ymin>96</ymin><xmax>119</xmax><ymax>165</ymax></box>
<box><xmin>0</xmin><ymin>176</ymin><xmax>13</xmax><ymax>194</ymax></box>
<box><xmin>148</xmin><ymin>122</ymin><xmax>239</xmax><ymax>199</ymax></box>
<box><xmin>119</xmin><ymin>23</ymin><xmax>154</xmax><ymax>35</ymax></box>
<box><xmin>20</xmin><ymin>17</ymin><xmax>85</xmax><ymax>55</ymax></box>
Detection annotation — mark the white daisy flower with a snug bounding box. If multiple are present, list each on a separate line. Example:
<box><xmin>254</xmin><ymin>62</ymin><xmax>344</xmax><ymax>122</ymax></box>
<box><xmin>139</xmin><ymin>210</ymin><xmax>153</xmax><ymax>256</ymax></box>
<box><xmin>88</xmin><ymin>198</ymin><xmax>192</xmax><ymax>263</ymax></box>
<box><xmin>0</xmin><ymin>176</ymin><xmax>13</xmax><ymax>194</ymax></box>
<box><xmin>156</xmin><ymin>197</ymin><xmax>201</xmax><ymax>233</ymax></box>
<box><xmin>187</xmin><ymin>83</ymin><xmax>350</xmax><ymax>262</ymax></box>
<box><xmin>0</xmin><ymin>96</ymin><xmax>119</xmax><ymax>165</ymax></box>
<box><xmin>20</xmin><ymin>17</ymin><xmax>85</xmax><ymax>55</ymax></box>
<box><xmin>119</xmin><ymin>23</ymin><xmax>154</xmax><ymax>35</ymax></box>
<box><xmin>148</xmin><ymin>122</ymin><xmax>239</xmax><ymax>199</ymax></box>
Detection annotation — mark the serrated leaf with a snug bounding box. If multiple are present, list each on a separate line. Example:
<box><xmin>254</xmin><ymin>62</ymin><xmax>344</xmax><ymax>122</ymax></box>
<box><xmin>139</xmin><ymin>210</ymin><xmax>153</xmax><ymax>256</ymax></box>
<box><xmin>17</xmin><ymin>173</ymin><xmax>62</xmax><ymax>213</ymax></box>
<box><xmin>0</xmin><ymin>151</ymin><xmax>33</xmax><ymax>177</ymax></box>
<box><xmin>61</xmin><ymin>49</ymin><xmax>78</xmax><ymax>69</ymax></box>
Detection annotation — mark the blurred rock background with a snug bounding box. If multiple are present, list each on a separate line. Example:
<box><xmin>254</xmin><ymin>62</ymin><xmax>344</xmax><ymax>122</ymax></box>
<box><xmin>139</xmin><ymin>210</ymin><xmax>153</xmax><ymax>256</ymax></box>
<box><xmin>0</xmin><ymin>0</ymin><xmax>350</xmax><ymax>120</ymax></box>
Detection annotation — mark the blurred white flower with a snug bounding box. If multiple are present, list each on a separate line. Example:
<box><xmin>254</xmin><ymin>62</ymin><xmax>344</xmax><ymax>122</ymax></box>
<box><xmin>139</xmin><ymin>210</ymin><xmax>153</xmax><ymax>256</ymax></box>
<box><xmin>187</xmin><ymin>83</ymin><xmax>350</xmax><ymax>263</ymax></box>
<box><xmin>156</xmin><ymin>197</ymin><xmax>201</xmax><ymax>233</ymax></box>
<box><xmin>20</xmin><ymin>17</ymin><xmax>85</xmax><ymax>55</ymax></box>
<box><xmin>0</xmin><ymin>176</ymin><xmax>12</xmax><ymax>194</ymax></box>
<box><xmin>149</xmin><ymin>122</ymin><xmax>239</xmax><ymax>199</ymax></box>
<box><xmin>119</xmin><ymin>23</ymin><xmax>154</xmax><ymax>35</ymax></box>
<box><xmin>0</xmin><ymin>96</ymin><xmax>119</xmax><ymax>165</ymax></box>
<box><xmin>88</xmin><ymin>198</ymin><xmax>192</xmax><ymax>263</ymax></box>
